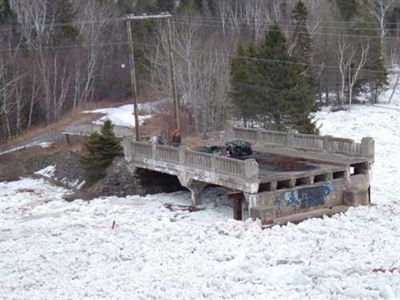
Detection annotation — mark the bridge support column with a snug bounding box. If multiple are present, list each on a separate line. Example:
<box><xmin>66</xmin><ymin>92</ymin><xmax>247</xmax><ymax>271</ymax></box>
<box><xmin>187</xmin><ymin>181</ymin><xmax>207</xmax><ymax>207</ymax></box>
<box><xmin>178</xmin><ymin>174</ymin><xmax>207</xmax><ymax>207</ymax></box>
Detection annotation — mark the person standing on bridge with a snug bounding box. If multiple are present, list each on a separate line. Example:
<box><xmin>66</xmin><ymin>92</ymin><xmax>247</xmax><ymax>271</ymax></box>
<box><xmin>172</xmin><ymin>129</ymin><xmax>181</xmax><ymax>147</ymax></box>
<box><xmin>157</xmin><ymin>130</ymin><xmax>166</xmax><ymax>145</ymax></box>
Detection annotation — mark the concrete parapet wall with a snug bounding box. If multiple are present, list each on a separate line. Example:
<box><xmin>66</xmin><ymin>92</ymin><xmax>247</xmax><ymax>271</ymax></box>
<box><xmin>231</xmin><ymin>127</ymin><xmax>374</xmax><ymax>161</ymax></box>
<box><xmin>123</xmin><ymin>138</ymin><xmax>260</xmax><ymax>194</ymax></box>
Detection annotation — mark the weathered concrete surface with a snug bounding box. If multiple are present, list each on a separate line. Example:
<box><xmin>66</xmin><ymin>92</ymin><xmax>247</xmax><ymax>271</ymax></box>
<box><xmin>123</xmin><ymin>125</ymin><xmax>374</xmax><ymax>224</ymax></box>
<box><xmin>123</xmin><ymin>139</ymin><xmax>260</xmax><ymax>194</ymax></box>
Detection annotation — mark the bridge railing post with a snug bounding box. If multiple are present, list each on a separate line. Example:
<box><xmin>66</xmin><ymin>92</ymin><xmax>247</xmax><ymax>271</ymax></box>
<box><xmin>244</xmin><ymin>159</ymin><xmax>259</xmax><ymax>182</ymax></box>
<box><xmin>122</xmin><ymin>137</ymin><xmax>132</xmax><ymax>162</ymax></box>
<box><xmin>151</xmin><ymin>143</ymin><xmax>156</xmax><ymax>160</ymax></box>
<box><xmin>361</xmin><ymin>137</ymin><xmax>375</xmax><ymax>159</ymax></box>
<box><xmin>178</xmin><ymin>147</ymin><xmax>185</xmax><ymax>165</ymax></box>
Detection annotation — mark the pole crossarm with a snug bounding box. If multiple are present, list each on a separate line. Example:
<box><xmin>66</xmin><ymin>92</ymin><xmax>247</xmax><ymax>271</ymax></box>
<box><xmin>125</xmin><ymin>13</ymin><xmax>172</xmax><ymax>21</ymax></box>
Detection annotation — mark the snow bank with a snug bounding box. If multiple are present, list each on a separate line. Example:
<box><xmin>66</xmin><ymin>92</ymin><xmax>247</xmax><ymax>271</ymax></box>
<box><xmin>0</xmin><ymin>178</ymin><xmax>399</xmax><ymax>299</ymax></box>
<box><xmin>85</xmin><ymin>104</ymin><xmax>151</xmax><ymax>128</ymax></box>
<box><xmin>34</xmin><ymin>165</ymin><xmax>56</xmax><ymax>178</ymax></box>
<box><xmin>84</xmin><ymin>101</ymin><xmax>168</xmax><ymax>128</ymax></box>
<box><xmin>34</xmin><ymin>165</ymin><xmax>85</xmax><ymax>190</ymax></box>
<box><xmin>0</xmin><ymin>140</ymin><xmax>53</xmax><ymax>156</ymax></box>
<box><xmin>316</xmin><ymin>104</ymin><xmax>400</xmax><ymax>204</ymax></box>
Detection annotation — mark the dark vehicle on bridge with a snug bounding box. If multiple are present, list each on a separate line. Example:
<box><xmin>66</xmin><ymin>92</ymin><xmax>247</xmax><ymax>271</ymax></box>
<box><xmin>193</xmin><ymin>140</ymin><xmax>252</xmax><ymax>158</ymax></box>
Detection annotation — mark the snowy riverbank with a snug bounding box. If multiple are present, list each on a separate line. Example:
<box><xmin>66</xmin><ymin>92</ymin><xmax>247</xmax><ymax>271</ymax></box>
<box><xmin>1</xmin><ymin>103</ymin><xmax>400</xmax><ymax>299</ymax></box>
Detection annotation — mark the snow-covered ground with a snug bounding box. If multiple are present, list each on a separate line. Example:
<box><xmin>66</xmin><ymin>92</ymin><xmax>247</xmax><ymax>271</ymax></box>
<box><xmin>317</xmin><ymin>104</ymin><xmax>400</xmax><ymax>204</ymax></box>
<box><xmin>84</xmin><ymin>100</ymin><xmax>168</xmax><ymax>128</ymax></box>
<box><xmin>1</xmin><ymin>104</ymin><xmax>400</xmax><ymax>298</ymax></box>
<box><xmin>1</xmin><ymin>177</ymin><xmax>399</xmax><ymax>299</ymax></box>
<box><xmin>85</xmin><ymin>104</ymin><xmax>151</xmax><ymax>128</ymax></box>
<box><xmin>0</xmin><ymin>140</ymin><xmax>52</xmax><ymax>156</ymax></box>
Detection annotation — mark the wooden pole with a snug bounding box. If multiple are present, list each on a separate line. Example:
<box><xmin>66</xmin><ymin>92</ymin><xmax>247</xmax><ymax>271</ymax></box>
<box><xmin>166</xmin><ymin>18</ymin><xmax>180</xmax><ymax>131</ymax></box>
<box><xmin>126</xmin><ymin>19</ymin><xmax>140</xmax><ymax>141</ymax></box>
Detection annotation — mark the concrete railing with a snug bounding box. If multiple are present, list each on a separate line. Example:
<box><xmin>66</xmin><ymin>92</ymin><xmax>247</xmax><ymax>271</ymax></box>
<box><xmin>155</xmin><ymin>145</ymin><xmax>179</xmax><ymax>163</ymax></box>
<box><xmin>124</xmin><ymin>140</ymin><xmax>259</xmax><ymax>183</ymax></box>
<box><xmin>185</xmin><ymin>150</ymin><xmax>212</xmax><ymax>170</ymax></box>
<box><xmin>231</xmin><ymin>127</ymin><xmax>374</xmax><ymax>159</ymax></box>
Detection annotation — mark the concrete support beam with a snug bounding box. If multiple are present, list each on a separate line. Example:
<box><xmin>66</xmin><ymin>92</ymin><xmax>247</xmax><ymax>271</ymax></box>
<box><xmin>343</xmin><ymin>189</ymin><xmax>369</xmax><ymax>206</ymax></box>
<box><xmin>289</xmin><ymin>178</ymin><xmax>296</xmax><ymax>188</ymax></box>
<box><xmin>188</xmin><ymin>181</ymin><xmax>207</xmax><ymax>207</ymax></box>
<box><xmin>228</xmin><ymin>192</ymin><xmax>244</xmax><ymax>220</ymax></box>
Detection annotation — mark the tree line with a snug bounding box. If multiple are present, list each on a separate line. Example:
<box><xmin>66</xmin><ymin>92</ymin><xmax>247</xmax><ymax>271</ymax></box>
<box><xmin>0</xmin><ymin>0</ymin><xmax>399</xmax><ymax>142</ymax></box>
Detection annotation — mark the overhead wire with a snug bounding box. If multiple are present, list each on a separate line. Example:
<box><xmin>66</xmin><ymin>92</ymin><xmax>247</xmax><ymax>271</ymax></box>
<box><xmin>176</xmin><ymin>15</ymin><xmax>400</xmax><ymax>33</ymax></box>
<box><xmin>170</xmin><ymin>19</ymin><xmax>400</xmax><ymax>41</ymax></box>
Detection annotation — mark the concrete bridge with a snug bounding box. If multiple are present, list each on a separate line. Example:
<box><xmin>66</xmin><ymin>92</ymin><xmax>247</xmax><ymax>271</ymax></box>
<box><xmin>122</xmin><ymin>126</ymin><xmax>374</xmax><ymax>224</ymax></box>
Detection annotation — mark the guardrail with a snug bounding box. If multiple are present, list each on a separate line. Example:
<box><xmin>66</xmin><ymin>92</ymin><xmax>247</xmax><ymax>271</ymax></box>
<box><xmin>231</xmin><ymin>127</ymin><xmax>374</xmax><ymax>159</ymax></box>
<box><xmin>124</xmin><ymin>140</ymin><xmax>259</xmax><ymax>184</ymax></box>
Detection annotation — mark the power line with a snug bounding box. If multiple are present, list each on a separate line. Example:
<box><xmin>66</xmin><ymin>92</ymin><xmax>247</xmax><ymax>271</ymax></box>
<box><xmin>176</xmin><ymin>15</ymin><xmax>400</xmax><ymax>34</ymax></box>
<box><xmin>177</xmin><ymin>15</ymin><xmax>400</xmax><ymax>26</ymax></box>
<box><xmin>0</xmin><ymin>38</ymin><xmax>396</xmax><ymax>76</ymax></box>
<box><xmin>171</xmin><ymin>19</ymin><xmax>400</xmax><ymax>41</ymax></box>
<box><xmin>0</xmin><ymin>13</ymin><xmax>396</xmax><ymax>35</ymax></box>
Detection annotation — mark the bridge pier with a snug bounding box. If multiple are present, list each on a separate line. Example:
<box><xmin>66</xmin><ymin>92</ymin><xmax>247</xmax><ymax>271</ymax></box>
<box><xmin>187</xmin><ymin>181</ymin><xmax>207</xmax><ymax>207</ymax></box>
<box><xmin>178</xmin><ymin>174</ymin><xmax>207</xmax><ymax>207</ymax></box>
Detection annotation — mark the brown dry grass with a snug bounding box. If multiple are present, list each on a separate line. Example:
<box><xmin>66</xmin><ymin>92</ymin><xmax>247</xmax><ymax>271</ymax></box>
<box><xmin>5</xmin><ymin>98</ymin><xmax>134</xmax><ymax>146</ymax></box>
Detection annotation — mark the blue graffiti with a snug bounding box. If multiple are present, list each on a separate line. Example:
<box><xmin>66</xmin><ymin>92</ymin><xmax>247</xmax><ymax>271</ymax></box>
<box><xmin>274</xmin><ymin>198</ymin><xmax>281</xmax><ymax>212</ymax></box>
<box><xmin>299</xmin><ymin>183</ymin><xmax>335</xmax><ymax>209</ymax></box>
<box><xmin>274</xmin><ymin>182</ymin><xmax>335</xmax><ymax>211</ymax></box>
<box><xmin>320</xmin><ymin>183</ymin><xmax>334</xmax><ymax>197</ymax></box>
<box><xmin>285</xmin><ymin>191</ymin><xmax>299</xmax><ymax>207</ymax></box>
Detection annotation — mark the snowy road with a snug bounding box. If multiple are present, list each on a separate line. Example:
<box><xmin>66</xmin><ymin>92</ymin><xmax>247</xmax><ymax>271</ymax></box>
<box><xmin>1</xmin><ymin>104</ymin><xmax>400</xmax><ymax>299</ymax></box>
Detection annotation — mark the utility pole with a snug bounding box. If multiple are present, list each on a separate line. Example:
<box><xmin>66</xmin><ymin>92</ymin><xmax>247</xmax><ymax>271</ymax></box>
<box><xmin>125</xmin><ymin>12</ymin><xmax>180</xmax><ymax>134</ymax></box>
<box><xmin>125</xmin><ymin>18</ymin><xmax>140</xmax><ymax>141</ymax></box>
<box><xmin>167</xmin><ymin>18</ymin><xmax>180</xmax><ymax>131</ymax></box>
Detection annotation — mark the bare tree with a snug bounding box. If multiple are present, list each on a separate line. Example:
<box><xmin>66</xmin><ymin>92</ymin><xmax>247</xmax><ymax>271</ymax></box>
<box><xmin>10</xmin><ymin>0</ymin><xmax>56</xmax><ymax>124</ymax></box>
<box><xmin>367</xmin><ymin>0</ymin><xmax>397</xmax><ymax>61</ymax></box>
<box><xmin>73</xmin><ymin>0</ymin><xmax>114</xmax><ymax>107</ymax></box>
<box><xmin>337</xmin><ymin>39</ymin><xmax>370</xmax><ymax>108</ymax></box>
<box><xmin>150</xmin><ymin>17</ymin><xmax>232</xmax><ymax>133</ymax></box>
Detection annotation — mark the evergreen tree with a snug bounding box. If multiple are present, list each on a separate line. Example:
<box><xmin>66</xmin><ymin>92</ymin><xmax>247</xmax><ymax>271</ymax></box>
<box><xmin>231</xmin><ymin>23</ymin><xmax>317</xmax><ymax>133</ymax></box>
<box><xmin>80</xmin><ymin>120</ymin><xmax>123</xmax><ymax>183</ymax></box>
<box><xmin>291</xmin><ymin>1</ymin><xmax>313</xmax><ymax>68</ymax></box>
<box><xmin>230</xmin><ymin>42</ymin><xmax>258</xmax><ymax>127</ymax></box>
<box><xmin>358</xmin><ymin>16</ymin><xmax>388</xmax><ymax>103</ymax></box>
<box><xmin>334</xmin><ymin>0</ymin><xmax>359</xmax><ymax>21</ymax></box>
<box><xmin>55</xmin><ymin>0</ymin><xmax>78</xmax><ymax>41</ymax></box>
<box><xmin>0</xmin><ymin>0</ymin><xmax>12</xmax><ymax>24</ymax></box>
<box><xmin>155</xmin><ymin>0</ymin><xmax>175</xmax><ymax>12</ymax></box>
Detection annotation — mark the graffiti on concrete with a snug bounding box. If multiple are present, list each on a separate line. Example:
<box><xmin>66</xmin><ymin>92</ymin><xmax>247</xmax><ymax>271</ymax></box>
<box><xmin>275</xmin><ymin>183</ymin><xmax>335</xmax><ymax>210</ymax></box>
<box><xmin>274</xmin><ymin>197</ymin><xmax>282</xmax><ymax>213</ymax></box>
<box><xmin>299</xmin><ymin>183</ymin><xmax>334</xmax><ymax>209</ymax></box>
<box><xmin>285</xmin><ymin>191</ymin><xmax>300</xmax><ymax>207</ymax></box>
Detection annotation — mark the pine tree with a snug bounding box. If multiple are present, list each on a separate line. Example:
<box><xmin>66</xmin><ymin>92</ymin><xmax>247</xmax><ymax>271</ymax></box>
<box><xmin>80</xmin><ymin>120</ymin><xmax>123</xmax><ymax>183</ymax></box>
<box><xmin>256</xmin><ymin>23</ymin><xmax>317</xmax><ymax>133</ymax></box>
<box><xmin>55</xmin><ymin>0</ymin><xmax>78</xmax><ymax>40</ymax></box>
<box><xmin>0</xmin><ymin>0</ymin><xmax>14</xmax><ymax>24</ymax></box>
<box><xmin>358</xmin><ymin>11</ymin><xmax>388</xmax><ymax>103</ymax></box>
<box><xmin>335</xmin><ymin>0</ymin><xmax>359</xmax><ymax>21</ymax></box>
<box><xmin>229</xmin><ymin>23</ymin><xmax>317</xmax><ymax>133</ymax></box>
<box><xmin>291</xmin><ymin>1</ymin><xmax>313</xmax><ymax>68</ymax></box>
<box><xmin>230</xmin><ymin>42</ymin><xmax>257</xmax><ymax>127</ymax></box>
